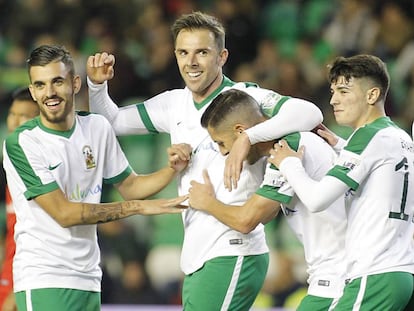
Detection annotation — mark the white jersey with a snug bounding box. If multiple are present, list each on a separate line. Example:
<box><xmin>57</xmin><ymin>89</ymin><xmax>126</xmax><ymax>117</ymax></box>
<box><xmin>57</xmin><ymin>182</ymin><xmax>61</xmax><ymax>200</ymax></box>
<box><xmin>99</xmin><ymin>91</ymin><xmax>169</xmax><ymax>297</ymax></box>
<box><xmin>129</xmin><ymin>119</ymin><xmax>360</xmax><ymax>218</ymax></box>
<box><xmin>257</xmin><ymin>132</ymin><xmax>347</xmax><ymax>298</ymax></box>
<box><xmin>3</xmin><ymin>113</ymin><xmax>131</xmax><ymax>292</ymax></box>
<box><xmin>88</xmin><ymin>76</ymin><xmax>322</xmax><ymax>274</ymax></box>
<box><xmin>141</xmin><ymin>79</ymin><xmax>278</xmax><ymax>274</ymax></box>
<box><xmin>327</xmin><ymin>117</ymin><xmax>414</xmax><ymax>280</ymax></box>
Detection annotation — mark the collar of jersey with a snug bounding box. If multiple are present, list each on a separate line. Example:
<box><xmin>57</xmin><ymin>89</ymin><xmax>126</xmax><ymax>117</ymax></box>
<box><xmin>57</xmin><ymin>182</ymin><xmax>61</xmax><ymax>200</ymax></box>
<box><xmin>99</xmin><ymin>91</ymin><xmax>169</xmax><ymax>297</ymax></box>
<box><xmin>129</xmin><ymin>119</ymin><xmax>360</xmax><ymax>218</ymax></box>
<box><xmin>37</xmin><ymin>116</ymin><xmax>76</xmax><ymax>139</ymax></box>
<box><xmin>193</xmin><ymin>75</ymin><xmax>235</xmax><ymax>110</ymax></box>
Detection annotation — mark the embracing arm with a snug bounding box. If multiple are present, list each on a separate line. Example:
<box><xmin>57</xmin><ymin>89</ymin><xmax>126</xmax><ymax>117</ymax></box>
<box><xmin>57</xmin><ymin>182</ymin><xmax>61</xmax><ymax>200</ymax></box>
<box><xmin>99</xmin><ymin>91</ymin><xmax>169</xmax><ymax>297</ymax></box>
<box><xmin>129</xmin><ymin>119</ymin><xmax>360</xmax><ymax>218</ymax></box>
<box><xmin>246</xmin><ymin>97</ymin><xmax>323</xmax><ymax>144</ymax></box>
<box><xmin>270</xmin><ymin>154</ymin><xmax>348</xmax><ymax>213</ymax></box>
<box><xmin>225</xmin><ymin>97</ymin><xmax>323</xmax><ymax>190</ymax></box>
<box><xmin>188</xmin><ymin>171</ymin><xmax>280</xmax><ymax>233</ymax></box>
<box><xmin>35</xmin><ymin>187</ymin><xmax>186</xmax><ymax>228</ymax></box>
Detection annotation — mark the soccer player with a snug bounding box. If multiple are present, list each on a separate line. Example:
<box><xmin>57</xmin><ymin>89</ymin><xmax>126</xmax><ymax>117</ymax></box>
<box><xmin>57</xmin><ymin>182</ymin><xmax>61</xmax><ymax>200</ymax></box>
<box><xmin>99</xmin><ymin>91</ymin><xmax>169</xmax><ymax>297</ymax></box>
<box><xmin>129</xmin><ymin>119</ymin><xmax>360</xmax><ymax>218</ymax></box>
<box><xmin>269</xmin><ymin>54</ymin><xmax>414</xmax><ymax>310</ymax></box>
<box><xmin>0</xmin><ymin>87</ymin><xmax>39</xmax><ymax>311</ymax></box>
<box><xmin>86</xmin><ymin>11</ymin><xmax>323</xmax><ymax>310</ymax></box>
<box><xmin>2</xmin><ymin>44</ymin><xmax>188</xmax><ymax>311</ymax></box>
<box><xmin>187</xmin><ymin>88</ymin><xmax>347</xmax><ymax>310</ymax></box>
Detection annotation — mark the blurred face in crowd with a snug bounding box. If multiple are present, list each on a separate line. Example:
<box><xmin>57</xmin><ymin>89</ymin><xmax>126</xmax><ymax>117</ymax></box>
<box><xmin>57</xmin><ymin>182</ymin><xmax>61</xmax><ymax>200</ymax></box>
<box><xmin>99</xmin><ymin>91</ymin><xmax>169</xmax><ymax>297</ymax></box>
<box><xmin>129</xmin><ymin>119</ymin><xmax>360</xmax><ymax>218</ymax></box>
<box><xmin>174</xmin><ymin>29</ymin><xmax>228</xmax><ymax>103</ymax></box>
<box><xmin>29</xmin><ymin>61</ymin><xmax>81</xmax><ymax>131</ymax></box>
<box><xmin>7</xmin><ymin>98</ymin><xmax>39</xmax><ymax>132</ymax></box>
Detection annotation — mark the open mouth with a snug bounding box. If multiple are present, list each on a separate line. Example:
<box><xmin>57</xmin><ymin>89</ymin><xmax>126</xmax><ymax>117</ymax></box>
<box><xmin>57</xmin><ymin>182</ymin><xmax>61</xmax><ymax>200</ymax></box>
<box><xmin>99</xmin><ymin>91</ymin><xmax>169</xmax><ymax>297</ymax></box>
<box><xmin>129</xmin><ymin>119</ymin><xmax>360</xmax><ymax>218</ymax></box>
<box><xmin>187</xmin><ymin>71</ymin><xmax>202</xmax><ymax>78</ymax></box>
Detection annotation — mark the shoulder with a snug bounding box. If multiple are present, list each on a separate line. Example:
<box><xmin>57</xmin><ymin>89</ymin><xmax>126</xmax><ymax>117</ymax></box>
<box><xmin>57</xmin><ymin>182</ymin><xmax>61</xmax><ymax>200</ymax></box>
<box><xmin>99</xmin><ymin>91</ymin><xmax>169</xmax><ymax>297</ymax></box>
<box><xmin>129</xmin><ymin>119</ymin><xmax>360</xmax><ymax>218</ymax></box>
<box><xmin>346</xmin><ymin>117</ymin><xmax>397</xmax><ymax>155</ymax></box>
<box><xmin>5</xmin><ymin>118</ymin><xmax>39</xmax><ymax>145</ymax></box>
<box><xmin>77</xmin><ymin>111</ymin><xmax>110</xmax><ymax>124</ymax></box>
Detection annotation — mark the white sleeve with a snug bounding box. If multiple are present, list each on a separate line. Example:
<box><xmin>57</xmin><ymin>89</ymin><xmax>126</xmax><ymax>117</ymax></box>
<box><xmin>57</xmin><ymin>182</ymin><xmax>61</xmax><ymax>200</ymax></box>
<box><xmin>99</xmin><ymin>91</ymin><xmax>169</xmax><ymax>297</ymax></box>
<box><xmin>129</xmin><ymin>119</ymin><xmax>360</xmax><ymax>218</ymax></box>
<box><xmin>333</xmin><ymin>137</ymin><xmax>346</xmax><ymax>153</ymax></box>
<box><xmin>87</xmin><ymin>78</ymin><xmax>119</xmax><ymax>123</ymax></box>
<box><xmin>245</xmin><ymin>97</ymin><xmax>323</xmax><ymax>144</ymax></box>
<box><xmin>87</xmin><ymin>78</ymin><xmax>150</xmax><ymax>135</ymax></box>
<box><xmin>279</xmin><ymin>157</ymin><xmax>348</xmax><ymax>212</ymax></box>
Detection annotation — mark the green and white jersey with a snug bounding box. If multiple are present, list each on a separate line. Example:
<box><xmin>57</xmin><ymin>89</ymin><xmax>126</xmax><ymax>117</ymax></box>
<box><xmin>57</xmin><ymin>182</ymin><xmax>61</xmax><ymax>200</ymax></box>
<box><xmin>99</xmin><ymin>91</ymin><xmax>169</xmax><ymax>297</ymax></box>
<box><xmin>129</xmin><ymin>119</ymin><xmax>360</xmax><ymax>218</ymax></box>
<box><xmin>3</xmin><ymin>113</ymin><xmax>132</xmax><ymax>292</ymax></box>
<box><xmin>135</xmin><ymin>77</ymin><xmax>289</xmax><ymax>274</ymax></box>
<box><xmin>327</xmin><ymin>117</ymin><xmax>414</xmax><ymax>280</ymax></box>
<box><xmin>257</xmin><ymin>132</ymin><xmax>347</xmax><ymax>299</ymax></box>
<box><xmin>88</xmin><ymin>75</ymin><xmax>321</xmax><ymax>275</ymax></box>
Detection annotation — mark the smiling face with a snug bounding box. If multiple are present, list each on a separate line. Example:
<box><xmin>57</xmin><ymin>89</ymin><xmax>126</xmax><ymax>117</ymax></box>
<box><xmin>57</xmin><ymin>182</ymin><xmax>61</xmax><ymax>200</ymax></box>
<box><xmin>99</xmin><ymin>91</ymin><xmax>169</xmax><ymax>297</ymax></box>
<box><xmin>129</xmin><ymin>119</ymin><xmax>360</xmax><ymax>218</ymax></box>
<box><xmin>29</xmin><ymin>61</ymin><xmax>80</xmax><ymax>130</ymax></box>
<box><xmin>329</xmin><ymin>76</ymin><xmax>373</xmax><ymax>129</ymax></box>
<box><xmin>174</xmin><ymin>29</ymin><xmax>228</xmax><ymax>103</ymax></box>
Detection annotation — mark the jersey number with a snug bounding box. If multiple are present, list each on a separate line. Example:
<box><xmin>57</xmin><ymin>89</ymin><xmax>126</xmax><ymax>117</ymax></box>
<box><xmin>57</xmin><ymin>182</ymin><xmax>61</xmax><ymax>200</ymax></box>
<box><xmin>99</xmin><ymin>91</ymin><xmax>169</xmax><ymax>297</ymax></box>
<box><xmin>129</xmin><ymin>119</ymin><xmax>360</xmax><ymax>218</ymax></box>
<box><xmin>389</xmin><ymin>157</ymin><xmax>409</xmax><ymax>221</ymax></box>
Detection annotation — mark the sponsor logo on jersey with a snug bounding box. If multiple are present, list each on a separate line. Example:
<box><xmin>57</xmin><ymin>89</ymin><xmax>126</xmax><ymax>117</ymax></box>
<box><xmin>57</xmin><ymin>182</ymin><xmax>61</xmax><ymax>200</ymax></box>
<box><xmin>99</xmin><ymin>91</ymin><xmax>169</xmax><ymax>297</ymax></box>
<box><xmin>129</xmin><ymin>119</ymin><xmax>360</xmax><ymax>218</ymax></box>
<box><xmin>48</xmin><ymin>162</ymin><xmax>62</xmax><ymax>170</ymax></box>
<box><xmin>82</xmin><ymin>145</ymin><xmax>96</xmax><ymax>169</ymax></box>
<box><xmin>318</xmin><ymin>280</ymin><xmax>330</xmax><ymax>287</ymax></box>
<box><xmin>281</xmin><ymin>205</ymin><xmax>297</xmax><ymax>216</ymax></box>
<box><xmin>229</xmin><ymin>239</ymin><xmax>243</xmax><ymax>245</ymax></box>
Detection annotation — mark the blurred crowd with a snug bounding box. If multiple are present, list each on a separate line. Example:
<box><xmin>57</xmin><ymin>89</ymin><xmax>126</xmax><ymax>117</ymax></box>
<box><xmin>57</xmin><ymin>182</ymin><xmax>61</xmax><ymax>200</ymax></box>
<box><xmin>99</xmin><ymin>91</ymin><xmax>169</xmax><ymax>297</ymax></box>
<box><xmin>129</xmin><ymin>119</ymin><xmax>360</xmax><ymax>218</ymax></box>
<box><xmin>0</xmin><ymin>0</ymin><xmax>413</xmax><ymax>308</ymax></box>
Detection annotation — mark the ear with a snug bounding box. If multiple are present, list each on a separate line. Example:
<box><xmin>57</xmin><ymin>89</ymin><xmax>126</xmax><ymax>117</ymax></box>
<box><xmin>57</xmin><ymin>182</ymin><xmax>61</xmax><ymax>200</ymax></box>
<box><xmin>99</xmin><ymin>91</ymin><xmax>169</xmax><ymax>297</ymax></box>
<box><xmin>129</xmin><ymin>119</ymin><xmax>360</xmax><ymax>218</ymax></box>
<box><xmin>218</xmin><ymin>48</ymin><xmax>229</xmax><ymax>67</ymax></box>
<box><xmin>367</xmin><ymin>87</ymin><xmax>380</xmax><ymax>105</ymax></box>
<box><xmin>73</xmin><ymin>75</ymin><xmax>82</xmax><ymax>95</ymax></box>
<box><xmin>234</xmin><ymin>123</ymin><xmax>246</xmax><ymax>135</ymax></box>
<box><xmin>28</xmin><ymin>85</ymin><xmax>37</xmax><ymax>102</ymax></box>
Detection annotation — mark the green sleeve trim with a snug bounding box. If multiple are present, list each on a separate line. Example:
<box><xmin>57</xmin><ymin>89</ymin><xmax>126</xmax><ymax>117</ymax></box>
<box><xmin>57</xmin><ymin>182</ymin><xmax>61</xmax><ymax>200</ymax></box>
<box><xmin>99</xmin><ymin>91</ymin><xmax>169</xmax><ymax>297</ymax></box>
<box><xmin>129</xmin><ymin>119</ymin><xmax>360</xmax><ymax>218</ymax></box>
<box><xmin>282</xmin><ymin>132</ymin><xmax>300</xmax><ymax>151</ymax></box>
<box><xmin>5</xmin><ymin>127</ymin><xmax>44</xmax><ymax>190</ymax></box>
<box><xmin>104</xmin><ymin>166</ymin><xmax>133</xmax><ymax>184</ymax></box>
<box><xmin>271</xmin><ymin>96</ymin><xmax>291</xmax><ymax>117</ymax></box>
<box><xmin>25</xmin><ymin>182</ymin><xmax>60</xmax><ymax>200</ymax></box>
<box><xmin>345</xmin><ymin>117</ymin><xmax>393</xmax><ymax>155</ymax></box>
<box><xmin>136</xmin><ymin>104</ymin><xmax>159</xmax><ymax>134</ymax></box>
<box><xmin>327</xmin><ymin>165</ymin><xmax>359</xmax><ymax>190</ymax></box>
<box><xmin>256</xmin><ymin>185</ymin><xmax>292</xmax><ymax>204</ymax></box>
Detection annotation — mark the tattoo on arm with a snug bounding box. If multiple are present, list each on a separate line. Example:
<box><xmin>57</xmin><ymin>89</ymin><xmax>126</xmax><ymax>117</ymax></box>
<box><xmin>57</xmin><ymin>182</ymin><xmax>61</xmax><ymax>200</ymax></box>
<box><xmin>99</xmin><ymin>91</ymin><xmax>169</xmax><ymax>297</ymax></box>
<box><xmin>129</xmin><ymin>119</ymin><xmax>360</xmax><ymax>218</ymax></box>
<box><xmin>80</xmin><ymin>202</ymin><xmax>125</xmax><ymax>224</ymax></box>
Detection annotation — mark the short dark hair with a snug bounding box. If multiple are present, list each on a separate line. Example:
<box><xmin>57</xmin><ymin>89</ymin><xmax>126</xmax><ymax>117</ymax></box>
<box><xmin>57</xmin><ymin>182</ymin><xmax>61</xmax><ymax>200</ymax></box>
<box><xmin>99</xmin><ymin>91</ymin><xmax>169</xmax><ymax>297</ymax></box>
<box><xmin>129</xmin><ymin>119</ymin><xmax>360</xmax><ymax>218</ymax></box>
<box><xmin>171</xmin><ymin>11</ymin><xmax>225</xmax><ymax>50</ymax></box>
<box><xmin>12</xmin><ymin>87</ymin><xmax>33</xmax><ymax>102</ymax></box>
<box><xmin>328</xmin><ymin>54</ymin><xmax>390</xmax><ymax>101</ymax></box>
<box><xmin>27</xmin><ymin>45</ymin><xmax>75</xmax><ymax>78</ymax></box>
<box><xmin>201</xmin><ymin>89</ymin><xmax>261</xmax><ymax>128</ymax></box>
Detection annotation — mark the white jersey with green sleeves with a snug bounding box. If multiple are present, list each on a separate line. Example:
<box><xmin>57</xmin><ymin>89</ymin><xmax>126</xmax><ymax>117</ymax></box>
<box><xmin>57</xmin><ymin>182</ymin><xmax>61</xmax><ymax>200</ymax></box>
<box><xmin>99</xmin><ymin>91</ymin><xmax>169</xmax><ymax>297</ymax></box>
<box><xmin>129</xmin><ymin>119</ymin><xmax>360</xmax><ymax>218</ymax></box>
<box><xmin>257</xmin><ymin>131</ymin><xmax>347</xmax><ymax>298</ymax></box>
<box><xmin>136</xmin><ymin>77</ymin><xmax>288</xmax><ymax>274</ymax></box>
<box><xmin>327</xmin><ymin>116</ymin><xmax>414</xmax><ymax>280</ymax></box>
<box><xmin>3</xmin><ymin>112</ymin><xmax>132</xmax><ymax>292</ymax></box>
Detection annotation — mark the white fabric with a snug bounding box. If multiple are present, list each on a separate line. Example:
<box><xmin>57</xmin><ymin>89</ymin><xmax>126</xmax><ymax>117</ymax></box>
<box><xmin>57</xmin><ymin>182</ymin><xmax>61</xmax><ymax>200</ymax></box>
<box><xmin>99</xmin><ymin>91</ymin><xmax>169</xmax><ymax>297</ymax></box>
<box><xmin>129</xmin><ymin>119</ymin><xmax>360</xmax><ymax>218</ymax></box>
<box><xmin>88</xmin><ymin>78</ymin><xmax>323</xmax><ymax>274</ymax></box>
<box><xmin>3</xmin><ymin>113</ymin><xmax>130</xmax><ymax>292</ymax></box>
<box><xmin>260</xmin><ymin>132</ymin><xmax>346</xmax><ymax>298</ymax></box>
<box><xmin>280</xmin><ymin>120</ymin><xmax>414</xmax><ymax>281</ymax></box>
<box><xmin>245</xmin><ymin>97</ymin><xmax>323</xmax><ymax>144</ymax></box>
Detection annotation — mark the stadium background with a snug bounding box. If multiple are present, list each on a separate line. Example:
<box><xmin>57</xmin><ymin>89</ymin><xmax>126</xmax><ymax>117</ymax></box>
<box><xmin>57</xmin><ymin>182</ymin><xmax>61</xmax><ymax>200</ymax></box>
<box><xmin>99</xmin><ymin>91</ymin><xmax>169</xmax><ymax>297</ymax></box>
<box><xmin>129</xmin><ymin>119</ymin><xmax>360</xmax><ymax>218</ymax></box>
<box><xmin>0</xmin><ymin>0</ymin><xmax>413</xmax><ymax>310</ymax></box>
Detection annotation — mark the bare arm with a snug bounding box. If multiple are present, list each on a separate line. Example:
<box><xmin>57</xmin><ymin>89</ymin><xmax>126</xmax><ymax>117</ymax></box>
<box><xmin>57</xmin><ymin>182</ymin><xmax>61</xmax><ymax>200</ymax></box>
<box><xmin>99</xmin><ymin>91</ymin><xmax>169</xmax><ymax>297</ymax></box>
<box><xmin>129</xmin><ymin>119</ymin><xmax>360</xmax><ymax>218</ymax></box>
<box><xmin>115</xmin><ymin>168</ymin><xmax>177</xmax><ymax>200</ymax></box>
<box><xmin>35</xmin><ymin>188</ymin><xmax>187</xmax><ymax>228</ymax></box>
<box><xmin>225</xmin><ymin>97</ymin><xmax>323</xmax><ymax>191</ymax></box>
<box><xmin>116</xmin><ymin>143</ymin><xmax>191</xmax><ymax>200</ymax></box>
<box><xmin>188</xmin><ymin>170</ymin><xmax>280</xmax><ymax>234</ymax></box>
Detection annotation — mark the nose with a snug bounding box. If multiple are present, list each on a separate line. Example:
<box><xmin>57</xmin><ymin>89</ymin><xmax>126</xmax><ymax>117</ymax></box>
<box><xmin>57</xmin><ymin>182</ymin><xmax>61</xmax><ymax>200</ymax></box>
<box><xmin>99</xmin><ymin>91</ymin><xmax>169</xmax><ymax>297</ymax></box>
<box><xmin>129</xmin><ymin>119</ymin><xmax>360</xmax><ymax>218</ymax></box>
<box><xmin>329</xmin><ymin>93</ymin><xmax>338</xmax><ymax>107</ymax></box>
<box><xmin>45</xmin><ymin>83</ymin><xmax>57</xmax><ymax>97</ymax></box>
<box><xmin>187</xmin><ymin>53</ymin><xmax>198</xmax><ymax>67</ymax></box>
<box><xmin>219</xmin><ymin>146</ymin><xmax>229</xmax><ymax>156</ymax></box>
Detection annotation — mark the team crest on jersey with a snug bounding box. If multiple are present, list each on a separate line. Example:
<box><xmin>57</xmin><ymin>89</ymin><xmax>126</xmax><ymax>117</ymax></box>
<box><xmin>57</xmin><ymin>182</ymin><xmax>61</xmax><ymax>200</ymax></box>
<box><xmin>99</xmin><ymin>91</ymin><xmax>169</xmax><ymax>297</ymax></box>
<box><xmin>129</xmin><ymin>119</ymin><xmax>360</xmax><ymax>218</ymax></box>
<box><xmin>260</xmin><ymin>92</ymin><xmax>283</xmax><ymax>117</ymax></box>
<box><xmin>82</xmin><ymin>145</ymin><xmax>96</xmax><ymax>169</ymax></box>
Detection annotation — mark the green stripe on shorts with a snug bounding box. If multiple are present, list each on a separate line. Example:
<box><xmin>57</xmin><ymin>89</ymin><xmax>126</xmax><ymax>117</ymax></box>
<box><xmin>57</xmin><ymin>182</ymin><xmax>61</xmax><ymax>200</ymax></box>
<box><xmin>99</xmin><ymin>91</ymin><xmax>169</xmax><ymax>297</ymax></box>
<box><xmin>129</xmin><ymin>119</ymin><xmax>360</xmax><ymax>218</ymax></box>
<box><xmin>335</xmin><ymin>272</ymin><xmax>413</xmax><ymax>311</ymax></box>
<box><xmin>182</xmin><ymin>253</ymin><xmax>269</xmax><ymax>311</ymax></box>
<box><xmin>15</xmin><ymin>288</ymin><xmax>100</xmax><ymax>311</ymax></box>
